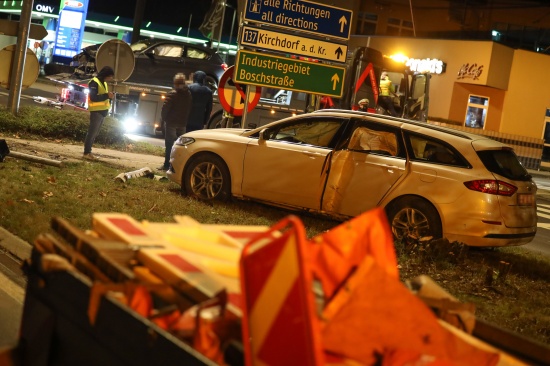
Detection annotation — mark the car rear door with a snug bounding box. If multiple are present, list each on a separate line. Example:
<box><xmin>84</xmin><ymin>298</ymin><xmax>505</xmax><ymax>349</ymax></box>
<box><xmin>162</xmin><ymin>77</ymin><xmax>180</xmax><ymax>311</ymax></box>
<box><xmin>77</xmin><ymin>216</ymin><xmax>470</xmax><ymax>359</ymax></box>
<box><xmin>241</xmin><ymin>117</ymin><xmax>344</xmax><ymax>210</ymax></box>
<box><xmin>321</xmin><ymin>119</ymin><xmax>406</xmax><ymax>216</ymax></box>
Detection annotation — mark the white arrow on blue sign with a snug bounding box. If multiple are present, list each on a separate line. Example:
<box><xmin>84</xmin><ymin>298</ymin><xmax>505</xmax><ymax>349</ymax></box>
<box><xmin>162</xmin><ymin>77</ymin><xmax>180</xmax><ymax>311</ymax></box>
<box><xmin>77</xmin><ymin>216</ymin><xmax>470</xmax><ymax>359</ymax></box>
<box><xmin>244</xmin><ymin>0</ymin><xmax>353</xmax><ymax>41</ymax></box>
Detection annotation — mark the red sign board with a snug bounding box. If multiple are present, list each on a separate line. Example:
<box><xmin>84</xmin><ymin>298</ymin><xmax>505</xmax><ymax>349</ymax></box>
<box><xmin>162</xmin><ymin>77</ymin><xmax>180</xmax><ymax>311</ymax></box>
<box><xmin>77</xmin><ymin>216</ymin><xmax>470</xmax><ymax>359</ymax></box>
<box><xmin>217</xmin><ymin>66</ymin><xmax>261</xmax><ymax>117</ymax></box>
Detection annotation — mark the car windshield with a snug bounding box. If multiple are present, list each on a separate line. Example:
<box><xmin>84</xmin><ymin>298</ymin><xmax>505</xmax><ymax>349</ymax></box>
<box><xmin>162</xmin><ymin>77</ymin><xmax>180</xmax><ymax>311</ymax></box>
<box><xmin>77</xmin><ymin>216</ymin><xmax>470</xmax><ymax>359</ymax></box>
<box><xmin>477</xmin><ymin>149</ymin><xmax>531</xmax><ymax>181</ymax></box>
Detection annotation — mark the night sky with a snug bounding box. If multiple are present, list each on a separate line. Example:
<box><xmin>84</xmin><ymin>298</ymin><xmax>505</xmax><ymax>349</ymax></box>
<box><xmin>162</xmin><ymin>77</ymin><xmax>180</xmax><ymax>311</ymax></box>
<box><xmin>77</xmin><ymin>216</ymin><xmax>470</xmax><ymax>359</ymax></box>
<box><xmin>38</xmin><ymin>0</ymin><xmax>239</xmax><ymax>29</ymax></box>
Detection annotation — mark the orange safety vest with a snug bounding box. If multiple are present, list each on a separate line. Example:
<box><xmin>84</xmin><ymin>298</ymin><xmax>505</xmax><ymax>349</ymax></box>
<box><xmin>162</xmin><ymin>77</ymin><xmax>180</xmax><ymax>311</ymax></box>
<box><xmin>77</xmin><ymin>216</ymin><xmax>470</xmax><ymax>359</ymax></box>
<box><xmin>87</xmin><ymin>77</ymin><xmax>110</xmax><ymax>111</ymax></box>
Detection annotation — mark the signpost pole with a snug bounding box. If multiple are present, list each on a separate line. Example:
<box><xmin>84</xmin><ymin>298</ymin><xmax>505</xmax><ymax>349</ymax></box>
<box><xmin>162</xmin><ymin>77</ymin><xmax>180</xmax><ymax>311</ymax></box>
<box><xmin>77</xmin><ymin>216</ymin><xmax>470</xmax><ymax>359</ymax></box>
<box><xmin>241</xmin><ymin>87</ymin><xmax>251</xmax><ymax>129</ymax></box>
<box><xmin>8</xmin><ymin>0</ymin><xmax>34</xmax><ymax>115</ymax></box>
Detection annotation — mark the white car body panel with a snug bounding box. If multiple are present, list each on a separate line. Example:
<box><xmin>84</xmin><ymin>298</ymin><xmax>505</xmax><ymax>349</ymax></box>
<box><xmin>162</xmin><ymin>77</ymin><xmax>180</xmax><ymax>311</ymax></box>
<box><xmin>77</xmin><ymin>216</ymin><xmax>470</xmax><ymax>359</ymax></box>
<box><xmin>167</xmin><ymin>111</ymin><xmax>537</xmax><ymax>247</ymax></box>
<box><xmin>241</xmin><ymin>139</ymin><xmax>330</xmax><ymax>210</ymax></box>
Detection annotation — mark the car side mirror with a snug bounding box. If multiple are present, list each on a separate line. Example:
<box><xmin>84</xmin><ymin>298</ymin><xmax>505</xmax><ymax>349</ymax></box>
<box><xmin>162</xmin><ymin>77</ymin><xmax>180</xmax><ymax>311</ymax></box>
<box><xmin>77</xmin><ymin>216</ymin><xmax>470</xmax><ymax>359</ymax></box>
<box><xmin>259</xmin><ymin>128</ymin><xmax>270</xmax><ymax>142</ymax></box>
<box><xmin>145</xmin><ymin>49</ymin><xmax>155</xmax><ymax>58</ymax></box>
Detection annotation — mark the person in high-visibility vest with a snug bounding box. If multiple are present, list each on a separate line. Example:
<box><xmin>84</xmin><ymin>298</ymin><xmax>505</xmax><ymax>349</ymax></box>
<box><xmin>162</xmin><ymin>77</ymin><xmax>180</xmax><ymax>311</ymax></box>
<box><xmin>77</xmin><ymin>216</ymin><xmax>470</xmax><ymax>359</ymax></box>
<box><xmin>378</xmin><ymin>71</ymin><xmax>398</xmax><ymax>117</ymax></box>
<box><xmin>83</xmin><ymin>66</ymin><xmax>114</xmax><ymax>160</ymax></box>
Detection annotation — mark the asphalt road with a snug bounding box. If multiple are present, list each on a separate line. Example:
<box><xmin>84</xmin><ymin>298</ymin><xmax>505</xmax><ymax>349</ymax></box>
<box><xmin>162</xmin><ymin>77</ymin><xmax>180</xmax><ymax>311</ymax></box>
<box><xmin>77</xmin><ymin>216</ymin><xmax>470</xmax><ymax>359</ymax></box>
<box><xmin>0</xmin><ymin>82</ymin><xmax>61</xmax><ymax>108</ymax></box>
<box><xmin>530</xmin><ymin>176</ymin><xmax>550</xmax><ymax>256</ymax></box>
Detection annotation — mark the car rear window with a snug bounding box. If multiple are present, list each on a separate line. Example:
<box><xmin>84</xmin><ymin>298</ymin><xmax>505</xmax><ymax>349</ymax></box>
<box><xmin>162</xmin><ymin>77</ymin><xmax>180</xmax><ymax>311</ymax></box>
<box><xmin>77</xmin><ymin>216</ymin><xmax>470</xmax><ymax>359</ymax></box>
<box><xmin>477</xmin><ymin>149</ymin><xmax>531</xmax><ymax>181</ymax></box>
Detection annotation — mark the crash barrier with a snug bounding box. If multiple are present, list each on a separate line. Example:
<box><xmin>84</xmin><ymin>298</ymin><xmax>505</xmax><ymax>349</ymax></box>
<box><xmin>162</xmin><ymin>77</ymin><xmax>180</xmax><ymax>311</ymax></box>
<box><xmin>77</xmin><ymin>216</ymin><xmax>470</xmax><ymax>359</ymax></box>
<box><xmin>8</xmin><ymin>210</ymin><xmax>549</xmax><ymax>365</ymax></box>
<box><xmin>428</xmin><ymin>121</ymin><xmax>544</xmax><ymax>170</ymax></box>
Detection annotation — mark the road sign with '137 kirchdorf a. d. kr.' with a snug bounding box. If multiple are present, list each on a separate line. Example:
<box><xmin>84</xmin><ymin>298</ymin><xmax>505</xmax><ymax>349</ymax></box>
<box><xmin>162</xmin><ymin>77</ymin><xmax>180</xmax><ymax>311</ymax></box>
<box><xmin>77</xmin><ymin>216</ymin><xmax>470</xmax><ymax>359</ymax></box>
<box><xmin>234</xmin><ymin>49</ymin><xmax>346</xmax><ymax>97</ymax></box>
<box><xmin>244</xmin><ymin>0</ymin><xmax>352</xmax><ymax>41</ymax></box>
<box><xmin>240</xmin><ymin>25</ymin><xmax>348</xmax><ymax>63</ymax></box>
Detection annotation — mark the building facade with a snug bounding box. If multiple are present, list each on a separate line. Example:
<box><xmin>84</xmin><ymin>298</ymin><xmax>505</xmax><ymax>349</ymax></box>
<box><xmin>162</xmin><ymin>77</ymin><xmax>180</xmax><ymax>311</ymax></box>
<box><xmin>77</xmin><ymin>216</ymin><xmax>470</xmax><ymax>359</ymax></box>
<box><xmin>351</xmin><ymin>35</ymin><xmax>550</xmax><ymax>169</ymax></box>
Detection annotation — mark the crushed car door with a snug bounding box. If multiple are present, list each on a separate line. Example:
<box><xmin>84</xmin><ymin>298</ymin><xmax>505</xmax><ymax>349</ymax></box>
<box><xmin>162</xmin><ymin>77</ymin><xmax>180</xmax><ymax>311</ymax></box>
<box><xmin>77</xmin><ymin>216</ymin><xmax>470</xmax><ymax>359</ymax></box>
<box><xmin>241</xmin><ymin>118</ymin><xmax>344</xmax><ymax>210</ymax></box>
<box><xmin>322</xmin><ymin>119</ymin><xmax>407</xmax><ymax>217</ymax></box>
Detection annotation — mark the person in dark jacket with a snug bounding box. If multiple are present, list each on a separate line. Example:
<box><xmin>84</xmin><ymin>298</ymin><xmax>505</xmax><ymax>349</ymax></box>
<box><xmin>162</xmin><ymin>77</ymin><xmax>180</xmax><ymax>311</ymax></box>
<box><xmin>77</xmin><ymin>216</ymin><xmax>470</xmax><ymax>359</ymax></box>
<box><xmin>159</xmin><ymin>73</ymin><xmax>192</xmax><ymax>171</ymax></box>
<box><xmin>83</xmin><ymin>66</ymin><xmax>114</xmax><ymax>160</ymax></box>
<box><xmin>187</xmin><ymin>71</ymin><xmax>213</xmax><ymax>132</ymax></box>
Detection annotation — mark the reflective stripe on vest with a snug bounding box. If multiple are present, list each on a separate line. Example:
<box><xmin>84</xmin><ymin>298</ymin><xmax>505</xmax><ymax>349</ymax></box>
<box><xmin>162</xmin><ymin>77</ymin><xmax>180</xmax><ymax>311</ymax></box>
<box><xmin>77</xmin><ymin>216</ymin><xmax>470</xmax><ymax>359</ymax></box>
<box><xmin>88</xmin><ymin>77</ymin><xmax>110</xmax><ymax>111</ymax></box>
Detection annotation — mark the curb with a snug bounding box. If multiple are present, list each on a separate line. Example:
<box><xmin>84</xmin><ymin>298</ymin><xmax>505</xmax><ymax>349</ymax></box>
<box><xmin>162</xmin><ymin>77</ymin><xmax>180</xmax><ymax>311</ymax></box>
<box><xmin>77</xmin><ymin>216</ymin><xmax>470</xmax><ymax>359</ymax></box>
<box><xmin>0</xmin><ymin>227</ymin><xmax>32</xmax><ymax>262</ymax></box>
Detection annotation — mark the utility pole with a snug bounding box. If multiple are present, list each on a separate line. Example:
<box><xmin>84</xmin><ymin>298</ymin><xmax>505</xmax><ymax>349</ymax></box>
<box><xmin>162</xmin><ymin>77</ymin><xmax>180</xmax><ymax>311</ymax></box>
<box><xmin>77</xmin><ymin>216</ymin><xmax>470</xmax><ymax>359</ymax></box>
<box><xmin>7</xmin><ymin>0</ymin><xmax>34</xmax><ymax>115</ymax></box>
<box><xmin>131</xmin><ymin>0</ymin><xmax>147</xmax><ymax>44</ymax></box>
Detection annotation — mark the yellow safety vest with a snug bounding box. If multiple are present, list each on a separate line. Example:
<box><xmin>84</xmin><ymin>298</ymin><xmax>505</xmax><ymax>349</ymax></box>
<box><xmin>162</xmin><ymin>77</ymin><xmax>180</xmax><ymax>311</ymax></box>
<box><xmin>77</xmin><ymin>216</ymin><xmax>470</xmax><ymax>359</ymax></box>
<box><xmin>380</xmin><ymin>78</ymin><xmax>394</xmax><ymax>96</ymax></box>
<box><xmin>87</xmin><ymin>77</ymin><xmax>110</xmax><ymax>111</ymax></box>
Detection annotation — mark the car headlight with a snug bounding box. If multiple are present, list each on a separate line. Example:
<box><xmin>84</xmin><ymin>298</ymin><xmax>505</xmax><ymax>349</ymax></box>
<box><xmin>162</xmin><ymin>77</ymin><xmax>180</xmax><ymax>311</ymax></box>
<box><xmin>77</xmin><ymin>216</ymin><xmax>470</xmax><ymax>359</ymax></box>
<box><xmin>123</xmin><ymin>117</ymin><xmax>139</xmax><ymax>132</ymax></box>
<box><xmin>175</xmin><ymin>136</ymin><xmax>195</xmax><ymax>146</ymax></box>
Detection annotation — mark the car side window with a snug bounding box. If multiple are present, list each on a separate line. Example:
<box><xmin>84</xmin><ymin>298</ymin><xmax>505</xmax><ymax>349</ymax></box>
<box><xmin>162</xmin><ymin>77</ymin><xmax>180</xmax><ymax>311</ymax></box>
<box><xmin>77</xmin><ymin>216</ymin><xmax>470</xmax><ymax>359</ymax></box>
<box><xmin>407</xmin><ymin>134</ymin><xmax>466</xmax><ymax>166</ymax></box>
<box><xmin>267</xmin><ymin>120</ymin><xmax>341</xmax><ymax>148</ymax></box>
<box><xmin>154</xmin><ymin>45</ymin><xmax>183</xmax><ymax>57</ymax></box>
<box><xmin>186</xmin><ymin>47</ymin><xmax>208</xmax><ymax>59</ymax></box>
<box><xmin>348</xmin><ymin>126</ymin><xmax>399</xmax><ymax>156</ymax></box>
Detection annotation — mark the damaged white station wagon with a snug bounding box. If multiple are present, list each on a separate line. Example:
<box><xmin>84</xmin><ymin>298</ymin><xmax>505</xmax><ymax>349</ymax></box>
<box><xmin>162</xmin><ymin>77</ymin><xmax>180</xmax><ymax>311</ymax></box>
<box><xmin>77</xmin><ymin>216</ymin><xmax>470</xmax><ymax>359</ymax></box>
<box><xmin>167</xmin><ymin>110</ymin><xmax>537</xmax><ymax>247</ymax></box>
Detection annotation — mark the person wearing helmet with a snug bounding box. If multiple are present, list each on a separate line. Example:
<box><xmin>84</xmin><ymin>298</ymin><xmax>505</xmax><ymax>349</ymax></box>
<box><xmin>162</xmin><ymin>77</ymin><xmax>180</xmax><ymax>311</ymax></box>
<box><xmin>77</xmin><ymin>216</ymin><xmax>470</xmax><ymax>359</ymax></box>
<box><xmin>83</xmin><ymin>66</ymin><xmax>115</xmax><ymax>160</ymax></box>
<box><xmin>159</xmin><ymin>73</ymin><xmax>192</xmax><ymax>171</ymax></box>
<box><xmin>358</xmin><ymin>98</ymin><xmax>369</xmax><ymax>112</ymax></box>
<box><xmin>187</xmin><ymin>71</ymin><xmax>213</xmax><ymax>132</ymax></box>
<box><xmin>379</xmin><ymin>71</ymin><xmax>398</xmax><ymax>117</ymax></box>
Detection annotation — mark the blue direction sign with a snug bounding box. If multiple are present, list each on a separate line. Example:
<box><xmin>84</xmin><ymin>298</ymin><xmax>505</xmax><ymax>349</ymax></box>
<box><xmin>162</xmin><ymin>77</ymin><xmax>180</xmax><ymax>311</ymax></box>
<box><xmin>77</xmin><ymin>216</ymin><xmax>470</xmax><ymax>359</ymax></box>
<box><xmin>244</xmin><ymin>0</ymin><xmax>352</xmax><ymax>41</ymax></box>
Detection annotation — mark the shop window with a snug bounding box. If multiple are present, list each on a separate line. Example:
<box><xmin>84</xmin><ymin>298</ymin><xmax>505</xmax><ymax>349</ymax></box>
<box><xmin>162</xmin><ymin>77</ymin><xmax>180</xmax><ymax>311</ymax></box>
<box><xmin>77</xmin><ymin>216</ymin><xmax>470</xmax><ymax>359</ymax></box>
<box><xmin>464</xmin><ymin>94</ymin><xmax>489</xmax><ymax>129</ymax></box>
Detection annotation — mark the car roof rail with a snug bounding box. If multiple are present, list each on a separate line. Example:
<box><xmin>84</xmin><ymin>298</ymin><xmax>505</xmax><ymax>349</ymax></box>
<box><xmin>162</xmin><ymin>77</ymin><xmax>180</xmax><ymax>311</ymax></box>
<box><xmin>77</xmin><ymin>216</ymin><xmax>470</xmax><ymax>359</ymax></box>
<box><xmin>312</xmin><ymin>109</ymin><xmax>474</xmax><ymax>140</ymax></box>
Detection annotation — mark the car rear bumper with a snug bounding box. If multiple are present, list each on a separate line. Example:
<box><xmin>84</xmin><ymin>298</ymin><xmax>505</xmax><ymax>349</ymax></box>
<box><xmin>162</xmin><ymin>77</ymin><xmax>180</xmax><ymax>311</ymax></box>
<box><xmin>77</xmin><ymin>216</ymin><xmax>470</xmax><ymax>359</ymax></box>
<box><xmin>446</xmin><ymin>229</ymin><xmax>536</xmax><ymax>247</ymax></box>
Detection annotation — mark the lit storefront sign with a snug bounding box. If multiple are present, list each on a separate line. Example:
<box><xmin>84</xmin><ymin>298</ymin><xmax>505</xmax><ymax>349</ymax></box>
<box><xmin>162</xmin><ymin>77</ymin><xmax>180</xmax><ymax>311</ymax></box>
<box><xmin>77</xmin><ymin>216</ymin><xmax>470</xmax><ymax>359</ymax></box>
<box><xmin>406</xmin><ymin>58</ymin><xmax>446</xmax><ymax>74</ymax></box>
<box><xmin>53</xmin><ymin>0</ymin><xmax>89</xmax><ymax>60</ymax></box>
<box><xmin>34</xmin><ymin>3</ymin><xmax>58</xmax><ymax>14</ymax></box>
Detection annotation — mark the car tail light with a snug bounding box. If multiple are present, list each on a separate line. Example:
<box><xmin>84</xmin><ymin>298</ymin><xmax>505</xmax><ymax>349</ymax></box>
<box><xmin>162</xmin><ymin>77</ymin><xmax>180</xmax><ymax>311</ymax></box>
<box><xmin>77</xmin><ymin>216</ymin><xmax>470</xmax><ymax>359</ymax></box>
<box><xmin>464</xmin><ymin>180</ymin><xmax>517</xmax><ymax>196</ymax></box>
<box><xmin>221</xmin><ymin>63</ymin><xmax>228</xmax><ymax>71</ymax></box>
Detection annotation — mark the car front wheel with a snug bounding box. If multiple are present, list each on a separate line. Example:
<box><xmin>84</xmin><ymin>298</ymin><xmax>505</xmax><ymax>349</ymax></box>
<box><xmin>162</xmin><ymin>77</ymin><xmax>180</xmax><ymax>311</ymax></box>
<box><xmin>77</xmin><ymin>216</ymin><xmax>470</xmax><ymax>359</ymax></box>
<box><xmin>183</xmin><ymin>154</ymin><xmax>231</xmax><ymax>201</ymax></box>
<box><xmin>386</xmin><ymin>197</ymin><xmax>442</xmax><ymax>243</ymax></box>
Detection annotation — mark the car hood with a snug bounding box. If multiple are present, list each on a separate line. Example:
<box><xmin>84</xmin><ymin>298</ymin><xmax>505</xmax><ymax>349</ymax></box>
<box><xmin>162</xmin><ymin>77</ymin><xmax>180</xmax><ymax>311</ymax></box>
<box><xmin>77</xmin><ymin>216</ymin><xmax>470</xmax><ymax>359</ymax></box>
<box><xmin>184</xmin><ymin>128</ymin><xmax>250</xmax><ymax>139</ymax></box>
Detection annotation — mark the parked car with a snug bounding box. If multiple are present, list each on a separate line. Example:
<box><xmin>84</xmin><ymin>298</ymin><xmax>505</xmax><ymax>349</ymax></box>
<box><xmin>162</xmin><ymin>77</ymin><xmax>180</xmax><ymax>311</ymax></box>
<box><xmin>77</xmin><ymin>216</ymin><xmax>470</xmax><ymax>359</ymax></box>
<box><xmin>47</xmin><ymin>39</ymin><xmax>228</xmax><ymax>91</ymax></box>
<box><xmin>166</xmin><ymin>110</ymin><xmax>537</xmax><ymax>247</ymax></box>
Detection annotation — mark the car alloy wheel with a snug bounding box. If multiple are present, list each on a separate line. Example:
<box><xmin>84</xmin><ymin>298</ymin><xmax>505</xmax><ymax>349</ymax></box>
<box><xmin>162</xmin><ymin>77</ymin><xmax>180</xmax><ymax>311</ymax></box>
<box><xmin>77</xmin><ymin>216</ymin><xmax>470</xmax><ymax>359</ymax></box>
<box><xmin>184</xmin><ymin>154</ymin><xmax>231</xmax><ymax>201</ymax></box>
<box><xmin>387</xmin><ymin>197</ymin><xmax>442</xmax><ymax>243</ymax></box>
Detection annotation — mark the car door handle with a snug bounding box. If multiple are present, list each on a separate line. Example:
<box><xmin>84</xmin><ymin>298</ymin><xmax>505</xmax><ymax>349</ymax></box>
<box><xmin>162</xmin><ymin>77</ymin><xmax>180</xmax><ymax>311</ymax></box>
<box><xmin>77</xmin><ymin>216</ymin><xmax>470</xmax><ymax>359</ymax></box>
<box><xmin>383</xmin><ymin>164</ymin><xmax>400</xmax><ymax>173</ymax></box>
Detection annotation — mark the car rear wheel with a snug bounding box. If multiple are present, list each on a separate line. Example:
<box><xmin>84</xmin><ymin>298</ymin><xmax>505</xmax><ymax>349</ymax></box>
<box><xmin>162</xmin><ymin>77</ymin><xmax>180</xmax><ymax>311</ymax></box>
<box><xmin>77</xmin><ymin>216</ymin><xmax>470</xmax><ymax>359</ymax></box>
<box><xmin>183</xmin><ymin>154</ymin><xmax>231</xmax><ymax>201</ymax></box>
<box><xmin>386</xmin><ymin>197</ymin><xmax>442</xmax><ymax>243</ymax></box>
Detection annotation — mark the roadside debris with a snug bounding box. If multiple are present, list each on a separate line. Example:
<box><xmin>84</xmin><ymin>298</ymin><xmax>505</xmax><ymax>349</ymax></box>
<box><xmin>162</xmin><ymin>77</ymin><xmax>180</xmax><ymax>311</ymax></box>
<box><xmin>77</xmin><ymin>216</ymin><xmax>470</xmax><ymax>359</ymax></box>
<box><xmin>14</xmin><ymin>209</ymin><xmax>539</xmax><ymax>366</ymax></box>
<box><xmin>1</xmin><ymin>140</ymin><xmax>64</xmax><ymax>167</ymax></box>
<box><xmin>32</xmin><ymin>96</ymin><xmax>63</xmax><ymax>109</ymax></box>
<box><xmin>114</xmin><ymin>167</ymin><xmax>167</xmax><ymax>183</ymax></box>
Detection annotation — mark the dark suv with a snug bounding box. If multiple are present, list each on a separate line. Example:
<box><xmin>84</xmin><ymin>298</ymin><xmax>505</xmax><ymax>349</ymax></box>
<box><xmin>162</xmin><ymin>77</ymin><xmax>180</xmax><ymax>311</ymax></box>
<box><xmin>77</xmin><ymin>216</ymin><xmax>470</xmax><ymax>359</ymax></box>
<box><xmin>48</xmin><ymin>39</ymin><xmax>228</xmax><ymax>92</ymax></box>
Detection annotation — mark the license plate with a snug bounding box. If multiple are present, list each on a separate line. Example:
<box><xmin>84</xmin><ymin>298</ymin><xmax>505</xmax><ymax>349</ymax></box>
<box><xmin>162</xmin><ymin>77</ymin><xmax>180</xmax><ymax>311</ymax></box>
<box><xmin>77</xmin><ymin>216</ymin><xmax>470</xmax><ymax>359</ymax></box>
<box><xmin>517</xmin><ymin>193</ymin><xmax>535</xmax><ymax>206</ymax></box>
